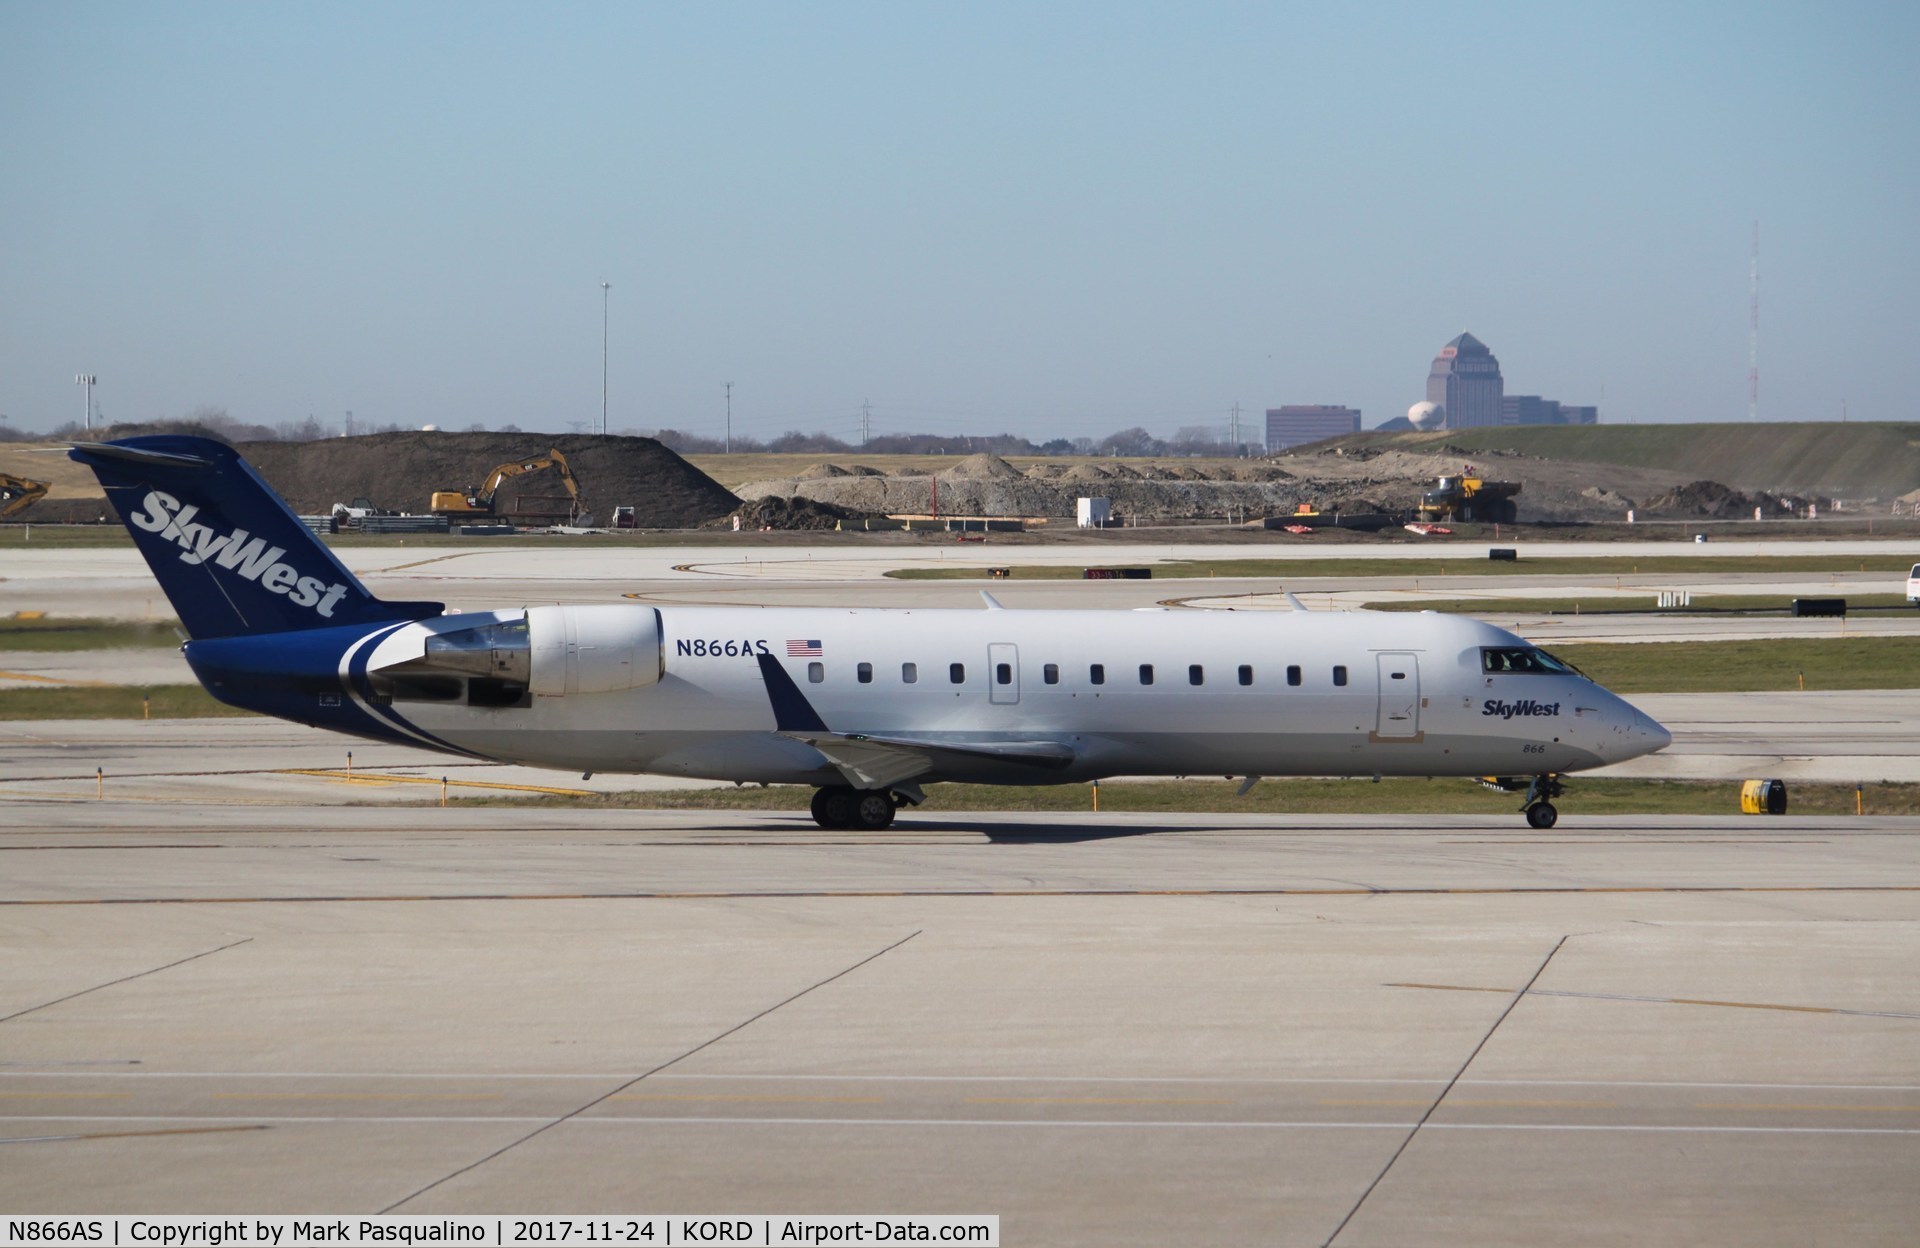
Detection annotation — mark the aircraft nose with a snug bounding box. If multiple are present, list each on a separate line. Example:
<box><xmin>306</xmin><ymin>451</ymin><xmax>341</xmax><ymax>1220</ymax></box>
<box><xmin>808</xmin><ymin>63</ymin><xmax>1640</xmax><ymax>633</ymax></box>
<box><xmin>1633</xmin><ymin>707</ymin><xmax>1672</xmax><ymax>754</ymax></box>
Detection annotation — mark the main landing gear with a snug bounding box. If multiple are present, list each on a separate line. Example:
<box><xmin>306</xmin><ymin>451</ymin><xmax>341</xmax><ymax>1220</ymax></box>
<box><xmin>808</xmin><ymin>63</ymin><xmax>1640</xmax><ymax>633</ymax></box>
<box><xmin>809</xmin><ymin>784</ymin><xmax>900</xmax><ymax>831</ymax></box>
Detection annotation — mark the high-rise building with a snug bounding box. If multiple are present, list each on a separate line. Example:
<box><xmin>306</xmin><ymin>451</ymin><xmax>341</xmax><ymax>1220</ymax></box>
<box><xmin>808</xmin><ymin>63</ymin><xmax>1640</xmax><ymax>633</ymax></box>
<box><xmin>1501</xmin><ymin>396</ymin><xmax>1600</xmax><ymax>426</ymax></box>
<box><xmin>1426</xmin><ymin>332</ymin><xmax>1504</xmax><ymax>429</ymax></box>
<box><xmin>1265</xmin><ymin>405</ymin><xmax>1362</xmax><ymax>451</ymax></box>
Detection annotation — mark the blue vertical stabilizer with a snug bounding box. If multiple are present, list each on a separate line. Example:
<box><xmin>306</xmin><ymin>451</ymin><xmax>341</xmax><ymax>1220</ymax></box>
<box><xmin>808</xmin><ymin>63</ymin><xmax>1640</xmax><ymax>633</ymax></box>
<box><xmin>70</xmin><ymin>436</ymin><xmax>442</xmax><ymax>639</ymax></box>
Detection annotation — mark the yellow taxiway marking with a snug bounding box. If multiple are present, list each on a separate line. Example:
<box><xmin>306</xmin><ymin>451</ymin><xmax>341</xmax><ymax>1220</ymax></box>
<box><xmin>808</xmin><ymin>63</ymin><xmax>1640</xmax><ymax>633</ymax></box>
<box><xmin>210</xmin><ymin>1092</ymin><xmax>503</xmax><ymax>1102</ymax></box>
<box><xmin>1322</xmin><ymin>1097</ymin><xmax>1616</xmax><ymax>1109</ymax></box>
<box><xmin>613</xmin><ymin>1094</ymin><xmax>887</xmax><ymax>1105</ymax></box>
<box><xmin>964</xmin><ymin>1096</ymin><xmax>1233</xmax><ymax>1106</ymax></box>
<box><xmin>281</xmin><ymin>769</ymin><xmax>593</xmax><ymax>798</ymax></box>
<box><xmin>1387</xmin><ymin>982</ymin><xmax>1920</xmax><ymax>1021</ymax></box>
<box><xmin>1695</xmin><ymin>1103</ymin><xmax>1920</xmax><ymax>1113</ymax></box>
<box><xmin>0</xmin><ymin>670</ymin><xmax>116</xmax><ymax>687</ymax></box>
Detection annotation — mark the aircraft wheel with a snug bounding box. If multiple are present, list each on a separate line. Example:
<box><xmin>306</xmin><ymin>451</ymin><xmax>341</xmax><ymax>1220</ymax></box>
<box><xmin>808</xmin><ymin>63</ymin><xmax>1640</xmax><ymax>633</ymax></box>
<box><xmin>1526</xmin><ymin>801</ymin><xmax>1558</xmax><ymax>830</ymax></box>
<box><xmin>852</xmin><ymin>790</ymin><xmax>897</xmax><ymax>831</ymax></box>
<box><xmin>812</xmin><ymin>785</ymin><xmax>858</xmax><ymax>829</ymax></box>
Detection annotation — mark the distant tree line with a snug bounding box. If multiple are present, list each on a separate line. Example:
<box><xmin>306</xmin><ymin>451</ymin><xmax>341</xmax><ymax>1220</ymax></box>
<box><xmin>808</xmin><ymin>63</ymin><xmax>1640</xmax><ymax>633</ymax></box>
<box><xmin>647</xmin><ymin>423</ymin><xmax>1255</xmax><ymax>458</ymax></box>
<box><xmin>7</xmin><ymin>406</ymin><xmax>1256</xmax><ymax>458</ymax></box>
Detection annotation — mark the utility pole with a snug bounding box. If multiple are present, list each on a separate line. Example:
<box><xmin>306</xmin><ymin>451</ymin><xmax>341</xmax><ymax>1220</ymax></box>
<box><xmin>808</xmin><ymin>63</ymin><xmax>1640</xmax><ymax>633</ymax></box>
<box><xmin>861</xmin><ymin>399</ymin><xmax>871</xmax><ymax>447</ymax></box>
<box><xmin>725</xmin><ymin>381</ymin><xmax>733</xmax><ymax>454</ymax></box>
<box><xmin>75</xmin><ymin>374</ymin><xmax>96</xmax><ymax>432</ymax></box>
<box><xmin>600</xmin><ymin>280</ymin><xmax>611</xmax><ymax>435</ymax></box>
<box><xmin>1748</xmin><ymin>221</ymin><xmax>1759</xmax><ymax>422</ymax></box>
<box><xmin>1229</xmin><ymin>402</ymin><xmax>1242</xmax><ymax>454</ymax></box>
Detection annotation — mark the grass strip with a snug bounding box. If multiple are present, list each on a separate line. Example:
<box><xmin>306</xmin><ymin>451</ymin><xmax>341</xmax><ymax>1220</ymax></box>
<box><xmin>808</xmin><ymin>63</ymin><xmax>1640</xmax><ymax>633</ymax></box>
<box><xmin>0</xmin><ymin>683</ymin><xmax>249</xmax><ymax>719</ymax></box>
<box><xmin>1366</xmin><ymin>594</ymin><xmax>1913</xmax><ymax>614</ymax></box>
<box><xmin>1547</xmin><ymin>637</ymin><xmax>1920</xmax><ymax>693</ymax></box>
<box><xmin>0</xmin><ymin>617</ymin><xmax>182</xmax><ymax>650</ymax></box>
<box><xmin>889</xmin><ymin>554</ymin><xmax>1919</xmax><ymax>580</ymax></box>
<box><xmin>440</xmin><ymin>776</ymin><xmax>1920</xmax><ymax>817</ymax></box>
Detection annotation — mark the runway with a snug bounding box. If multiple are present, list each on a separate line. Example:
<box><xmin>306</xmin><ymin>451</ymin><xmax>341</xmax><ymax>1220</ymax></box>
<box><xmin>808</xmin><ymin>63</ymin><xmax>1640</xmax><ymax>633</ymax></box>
<box><xmin>4</xmin><ymin>537</ymin><xmax>1918</xmax><ymax>1241</ymax></box>
<box><xmin>3</xmin><ymin>807</ymin><xmax>1917</xmax><ymax>1244</ymax></box>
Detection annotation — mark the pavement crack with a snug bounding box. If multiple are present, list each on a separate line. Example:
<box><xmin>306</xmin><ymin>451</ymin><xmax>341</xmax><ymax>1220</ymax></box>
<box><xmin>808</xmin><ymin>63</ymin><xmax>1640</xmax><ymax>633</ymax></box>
<box><xmin>0</xmin><ymin>937</ymin><xmax>253</xmax><ymax>1025</ymax></box>
<box><xmin>1322</xmin><ymin>933</ymin><xmax>1569</xmax><ymax>1247</ymax></box>
<box><xmin>379</xmin><ymin>928</ymin><xmax>923</xmax><ymax>1214</ymax></box>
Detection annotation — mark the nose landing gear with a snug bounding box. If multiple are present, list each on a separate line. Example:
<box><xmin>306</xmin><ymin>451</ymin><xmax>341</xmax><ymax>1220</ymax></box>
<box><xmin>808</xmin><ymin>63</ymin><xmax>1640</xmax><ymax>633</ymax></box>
<box><xmin>809</xmin><ymin>784</ymin><xmax>900</xmax><ymax>831</ymax></box>
<box><xmin>1523</xmin><ymin>774</ymin><xmax>1565</xmax><ymax>829</ymax></box>
<box><xmin>1479</xmin><ymin>774</ymin><xmax>1567</xmax><ymax>827</ymax></box>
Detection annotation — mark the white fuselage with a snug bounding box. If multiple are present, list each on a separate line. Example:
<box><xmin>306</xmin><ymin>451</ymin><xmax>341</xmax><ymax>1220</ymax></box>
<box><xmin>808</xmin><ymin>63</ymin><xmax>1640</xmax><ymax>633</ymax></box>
<box><xmin>349</xmin><ymin>603</ymin><xmax>1670</xmax><ymax>788</ymax></box>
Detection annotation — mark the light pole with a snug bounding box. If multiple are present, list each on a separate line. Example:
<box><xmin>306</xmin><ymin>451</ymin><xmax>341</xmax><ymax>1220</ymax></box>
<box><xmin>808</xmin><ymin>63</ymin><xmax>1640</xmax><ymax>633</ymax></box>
<box><xmin>725</xmin><ymin>381</ymin><xmax>732</xmax><ymax>455</ymax></box>
<box><xmin>75</xmin><ymin>374</ymin><xmax>96</xmax><ymax>432</ymax></box>
<box><xmin>599</xmin><ymin>281</ymin><xmax>611</xmax><ymax>436</ymax></box>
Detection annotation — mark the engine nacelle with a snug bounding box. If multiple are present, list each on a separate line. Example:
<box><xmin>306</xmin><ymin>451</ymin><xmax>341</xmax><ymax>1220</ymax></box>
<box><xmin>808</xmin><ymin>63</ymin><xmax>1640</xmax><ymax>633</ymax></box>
<box><xmin>527</xmin><ymin>604</ymin><xmax>662</xmax><ymax>696</ymax></box>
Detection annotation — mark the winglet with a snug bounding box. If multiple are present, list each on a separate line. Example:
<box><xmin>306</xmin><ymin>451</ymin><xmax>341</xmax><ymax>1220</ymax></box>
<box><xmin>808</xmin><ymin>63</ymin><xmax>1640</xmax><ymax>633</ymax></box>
<box><xmin>755</xmin><ymin>651</ymin><xmax>830</xmax><ymax>732</ymax></box>
<box><xmin>1284</xmin><ymin>592</ymin><xmax>1308</xmax><ymax>612</ymax></box>
<box><xmin>980</xmin><ymin>590</ymin><xmax>1006</xmax><ymax>610</ymax></box>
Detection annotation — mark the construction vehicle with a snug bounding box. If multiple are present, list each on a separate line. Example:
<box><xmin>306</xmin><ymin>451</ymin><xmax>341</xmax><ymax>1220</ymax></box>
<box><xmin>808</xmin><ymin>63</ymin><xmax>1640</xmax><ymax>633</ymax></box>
<box><xmin>431</xmin><ymin>450</ymin><xmax>589</xmax><ymax>524</ymax></box>
<box><xmin>0</xmin><ymin>473</ymin><xmax>49</xmax><ymax>519</ymax></box>
<box><xmin>1417</xmin><ymin>473</ymin><xmax>1521</xmax><ymax>523</ymax></box>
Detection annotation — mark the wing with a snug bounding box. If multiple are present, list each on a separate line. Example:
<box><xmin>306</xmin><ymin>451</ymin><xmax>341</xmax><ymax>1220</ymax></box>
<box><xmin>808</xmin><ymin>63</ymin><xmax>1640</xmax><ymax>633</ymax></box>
<box><xmin>754</xmin><ymin>652</ymin><xmax>1076</xmax><ymax>792</ymax></box>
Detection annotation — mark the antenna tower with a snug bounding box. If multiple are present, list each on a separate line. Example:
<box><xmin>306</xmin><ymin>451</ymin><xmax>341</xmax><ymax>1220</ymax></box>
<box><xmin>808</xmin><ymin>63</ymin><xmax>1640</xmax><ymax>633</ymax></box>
<box><xmin>1748</xmin><ymin>220</ymin><xmax>1759</xmax><ymax>422</ymax></box>
<box><xmin>1229</xmin><ymin>402</ymin><xmax>1241</xmax><ymax>453</ymax></box>
<box><xmin>861</xmin><ymin>399</ymin><xmax>871</xmax><ymax>446</ymax></box>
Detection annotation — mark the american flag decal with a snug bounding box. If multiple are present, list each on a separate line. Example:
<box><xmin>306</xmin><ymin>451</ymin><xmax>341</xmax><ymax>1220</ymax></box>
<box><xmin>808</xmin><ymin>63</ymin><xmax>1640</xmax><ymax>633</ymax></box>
<box><xmin>786</xmin><ymin>639</ymin><xmax>823</xmax><ymax>657</ymax></box>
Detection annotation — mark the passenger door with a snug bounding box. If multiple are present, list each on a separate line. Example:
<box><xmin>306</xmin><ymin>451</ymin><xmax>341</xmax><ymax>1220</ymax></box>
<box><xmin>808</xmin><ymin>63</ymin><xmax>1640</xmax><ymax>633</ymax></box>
<box><xmin>1373</xmin><ymin>652</ymin><xmax>1421</xmax><ymax>740</ymax></box>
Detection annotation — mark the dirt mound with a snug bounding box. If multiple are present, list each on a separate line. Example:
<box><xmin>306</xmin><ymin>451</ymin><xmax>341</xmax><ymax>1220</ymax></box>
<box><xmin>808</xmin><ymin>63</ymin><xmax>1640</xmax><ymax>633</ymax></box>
<box><xmin>1023</xmin><ymin>464</ymin><xmax>1065</xmax><ymax>479</ymax></box>
<box><xmin>1642</xmin><ymin>480</ymin><xmax>1765</xmax><ymax>519</ymax></box>
<box><xmin>938</xmin><ymin>452</ymin><xmax>1023</xmax><ymax>480</ymax></box>
<box><xmin>1060</xmin><ymin>464</ymin><xmax>1112</xmax><ymax>482</ymax></box>
<box><xmin>719</xmin><ymin>495</ymin><xmax>874</xmax><ymax>531</ymax></box>
<box><xmin>238</xmin><ymin>432</ymin><xmax>739</xmax><ymax>527</ymax></box>
<box><xmin>796</xmin><ymin>463</ymin><xmax>851</xmax><ymax>479</ymax></box>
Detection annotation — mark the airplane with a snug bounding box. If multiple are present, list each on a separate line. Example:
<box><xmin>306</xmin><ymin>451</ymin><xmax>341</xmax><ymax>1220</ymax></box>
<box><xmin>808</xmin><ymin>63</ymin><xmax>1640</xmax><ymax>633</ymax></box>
<box><xmin>72</xmin><ymin>435</ymin><xmax>1671</xmax><ymax>831</ymax></box>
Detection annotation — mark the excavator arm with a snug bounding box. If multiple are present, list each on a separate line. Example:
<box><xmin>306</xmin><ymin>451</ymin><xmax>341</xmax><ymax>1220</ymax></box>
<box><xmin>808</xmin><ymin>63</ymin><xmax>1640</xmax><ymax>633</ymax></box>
<box><xmin>431</xmin><ymin>450</ymin><xmax>589</xmax><ymax>522</ymax></box>
<box><xmin>0</xmin><ymin>474</ymin><xmax>49</xmax><ymax>519</ymax></box>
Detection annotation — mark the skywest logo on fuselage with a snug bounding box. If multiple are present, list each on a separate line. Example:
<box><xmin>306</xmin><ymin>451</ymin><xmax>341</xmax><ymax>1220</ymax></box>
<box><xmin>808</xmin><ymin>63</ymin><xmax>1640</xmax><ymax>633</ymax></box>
<box><xmin>127</xmin><ymin>489</ymin><xmax>350</xmax><ymax>617</ymax></box>
<box><xmin>1483</xmin><ymin>698</ymin><xmax>1562</xmax><ymax>719</ymax></box>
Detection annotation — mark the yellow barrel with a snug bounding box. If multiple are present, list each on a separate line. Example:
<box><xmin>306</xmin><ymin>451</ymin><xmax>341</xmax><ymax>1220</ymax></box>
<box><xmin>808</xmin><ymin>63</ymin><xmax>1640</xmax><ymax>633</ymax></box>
<box><xmin>1740</xmin><ymin>779</ymin><xmax>1787</xmax><ymax>815</ymax></box>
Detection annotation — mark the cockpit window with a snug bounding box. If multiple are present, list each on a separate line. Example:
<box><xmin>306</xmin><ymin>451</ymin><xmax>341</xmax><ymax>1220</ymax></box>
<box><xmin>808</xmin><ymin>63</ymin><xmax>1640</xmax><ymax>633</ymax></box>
<box><xmin>1481</xmin><ymin>646</ymin><xmax>1581</xmax><ymax>676</ymax></box>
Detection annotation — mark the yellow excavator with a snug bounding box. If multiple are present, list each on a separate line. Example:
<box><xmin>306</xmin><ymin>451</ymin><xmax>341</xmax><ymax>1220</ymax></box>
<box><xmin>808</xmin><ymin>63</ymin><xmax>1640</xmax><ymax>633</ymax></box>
<box><xmin>0</xmin><ymin>473</ymin><xmax>49</xmax><ymax>519</ymax></box>
<box><xmin>430</xmin><ymin>451</ymin><xmax>589</xmax><ymax>523</ymax></box>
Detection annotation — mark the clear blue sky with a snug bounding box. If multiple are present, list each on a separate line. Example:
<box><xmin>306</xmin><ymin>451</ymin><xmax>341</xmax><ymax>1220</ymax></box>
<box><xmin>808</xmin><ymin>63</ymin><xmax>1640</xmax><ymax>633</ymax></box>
<box><xmin>3</xmin><ymin>1</ymin><xmax>1914</xmax><ymax>442</ymax></box>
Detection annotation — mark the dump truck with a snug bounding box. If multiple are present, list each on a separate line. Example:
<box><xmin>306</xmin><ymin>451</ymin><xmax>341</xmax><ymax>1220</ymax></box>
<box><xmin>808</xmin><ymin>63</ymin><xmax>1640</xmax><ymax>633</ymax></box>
<box><xmin>431</xmin><ymin>450</ymin><xmax>589</xmax><ymax>524</ymax></box>
<box><xmin>0</xmin><ymin>473</ymin><xmax>49</xmax><ymax>519</ymax></box>
<box><xmin>1416</xmin><ymin>474</ymin><xmax>1521</xmax><ymax>523</ymax></box>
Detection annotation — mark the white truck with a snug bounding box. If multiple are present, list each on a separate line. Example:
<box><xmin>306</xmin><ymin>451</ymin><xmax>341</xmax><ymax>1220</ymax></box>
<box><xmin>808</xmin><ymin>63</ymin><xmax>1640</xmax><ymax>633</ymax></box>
<box><xmin>1908</xmin><ymin>563</ymin><xmax>1920</xmax><ymax>606</ymax></box>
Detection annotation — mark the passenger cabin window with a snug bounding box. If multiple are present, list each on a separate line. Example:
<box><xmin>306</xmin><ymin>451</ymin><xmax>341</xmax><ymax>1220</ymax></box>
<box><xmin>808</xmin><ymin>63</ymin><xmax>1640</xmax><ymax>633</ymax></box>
<box><xmin>1287</xmin><ymin>665</ymin><xmax>1302</xmax><ymax>687</ymax></box>
<box><xmin>857</xmin><ymin>662</ymin><xmax>873</xmax><ymax>684</ymax></box>
<box><xmin>1043</xmin><ymin>663</ymin><xmax>1060</xmax><ymax>685</ymax></box>
<box><xmin>1238</xmin><ymin>665</ymin><xmax>1254</xmax><ymax>686</ymax></box>
<box><xmin>1139</xmin><ymin>664</ymin><xmax>1155</xmax><ymax>686</ymax></box>
<box><xmin>902</xmin><ymin>662</ymin><xmax>917</xmax><ymax>684</ymax></box>
<box><xmin>1480</xmin><ymin>647</ymin><xmax>1579</xmax><ymax>675</ymax></box>
<box><xmin>950</xmin><ymin>663</ymin><xmax>965</xmax><ymax>684</ymax></box>
<box><xmin>995</xmin><ymin>662</ymin><xmax>1013</xmax><ymax>685</ymax></box>
<box><xmin>1332</xmin><ymin>665</ymin><xmax>1348</xmax><ymax>687</ymax></box>
<box><xmin>808</xmin><ymin>662</ymin><xmax>825</xmax><ymax>684</ymax></box>
<box><xmin>1188</xmin><ymin>664</ymin><xmax>1204</xmax><ymax>686</ymax></box>
<box><xmin>1089</xmin><ymin>664</ymin><xmax>1106</xmax><ymax>686</ymax></box>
